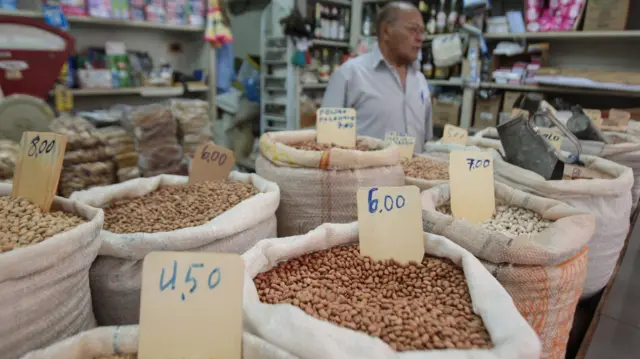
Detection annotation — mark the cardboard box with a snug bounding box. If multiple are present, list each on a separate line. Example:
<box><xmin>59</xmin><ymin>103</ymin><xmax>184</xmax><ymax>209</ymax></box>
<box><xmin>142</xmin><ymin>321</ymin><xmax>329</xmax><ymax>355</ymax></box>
<box><xmin>502</xmin><ymin>91</ymin><xmax>522</xmax><ymax>113</ymax></box>
<box><xmin>474</xmin><ymin>94</ymin><xmax>503</xmax><ymax>129</ymax></box>
<box><xmin>432</xmin><ymin>99</ymin><xmax>461</xmax><ymax>127</ymax></box>
<box><xmin>583</xmin><ymin>0</ymin><xmax>629</xmax><ymax>31</ymax></box>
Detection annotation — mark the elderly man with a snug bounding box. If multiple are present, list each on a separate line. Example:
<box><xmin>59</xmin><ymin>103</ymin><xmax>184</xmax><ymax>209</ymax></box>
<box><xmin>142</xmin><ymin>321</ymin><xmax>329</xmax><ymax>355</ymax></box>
<box><xmin>321</xmin><ymin>1</ymin><xmax>432</xmax><ymax>152</ymax></box>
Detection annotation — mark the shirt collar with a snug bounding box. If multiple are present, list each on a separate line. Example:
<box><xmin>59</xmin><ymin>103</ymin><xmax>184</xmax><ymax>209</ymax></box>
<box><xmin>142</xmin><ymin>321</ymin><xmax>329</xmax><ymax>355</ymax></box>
<box><xmin>371</xmin><ymin>47</ymin><xmax>420</xmax><ymax>72</ymax></box>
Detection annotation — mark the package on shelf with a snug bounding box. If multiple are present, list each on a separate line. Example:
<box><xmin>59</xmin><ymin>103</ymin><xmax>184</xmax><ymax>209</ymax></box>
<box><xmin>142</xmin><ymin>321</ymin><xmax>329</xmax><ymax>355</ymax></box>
<box><xmin>60</xmin><ymin>0</ymin><xmax>87</xmax><ymax>16</ymax></box>
<box><xmin>20</xmin><ymin>325</ymin><xmax>297</xmax><ymax>359</ymax></box>
<box><xmin>0</xmin><ymin>139</ymin><xmax>19</xmax><ymax>182</ymax></box>
<box><xmin>95</xmin><ymin>126</ymin><xmax>141</xmax><ymax>183</ymax></box>
<box><xmin>145</xmin><ymin>0</ymin><xmax>166</xmax><ymax>23</ymax></box>
<box><xmin>421</xmin><ymin>182</ymin><xmax>595</xmax><ymax>359</ymax></box>
<box><xmin>69</xmin><ymin>172</ymin><xmax>280</xmax><ymax>326</ymax></box>
<box><xmin>59</xmin><ymin>161</ymin><xmax>116</xmax><ymax>198</ymax></box>
<box><xmin>256</xmin><ymin>130</ymin><xmax>405</xmax><ymax>237</ymax></box>
<box><xmin>170</xmin><ymin>99</ymin><xmax>212</xmax><ymax>157</ymax></box>
<box><xmin>87</xmin><ymin>0</ymin><xmax>111</xmax><ymax>18</ymax></box>
<box><xmin>188</xmin><ymin>0</ymin><xmax>205</xmax><ymax>25</ymax></box>
<box><xmin>0</xmin><ymin>184</ymin><xmax>104</xmax><ymax>359</ymax></box>
<box><xmin>243</xmin><ymin>222</ymin><xmax>541</xmax><ymax>359</ymax></box>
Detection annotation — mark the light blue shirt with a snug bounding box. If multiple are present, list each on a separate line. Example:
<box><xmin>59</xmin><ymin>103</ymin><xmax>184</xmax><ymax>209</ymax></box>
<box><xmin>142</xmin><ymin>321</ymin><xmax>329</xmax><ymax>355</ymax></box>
<box><xmin>321</xmin><ymin>48</ymin><xmax>433</xmax><ymax>152</ymax></box>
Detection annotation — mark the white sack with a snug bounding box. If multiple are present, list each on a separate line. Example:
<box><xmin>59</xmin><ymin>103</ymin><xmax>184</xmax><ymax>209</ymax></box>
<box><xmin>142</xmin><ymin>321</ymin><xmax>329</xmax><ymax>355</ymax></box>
<box><xmin>242</xmin><ymin>222</ymin><xmax>541</xmax><ymax>359</ymax></box>
<box><xmin>1</xmin><ymin>184</ymin><xmax>103</xmax><ymax>359</ymax></box>
<box><xmin>69</xmin><ymin>172</ymin><xmax>280</xmax><ymax>325</ymax></box>
<box><xmin>21</xmin><ymin>326</ymin><xmax>298</xmax><ymax>359</ymax></box>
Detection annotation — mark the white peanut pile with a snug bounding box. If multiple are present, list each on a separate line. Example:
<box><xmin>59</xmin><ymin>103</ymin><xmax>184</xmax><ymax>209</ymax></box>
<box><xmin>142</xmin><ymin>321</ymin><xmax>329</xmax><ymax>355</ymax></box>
<box><xmin>0</xmin><ymin>196</ymin><xmax>86</xmax><ymax>253</ymax></box>
<box><xmin>437</xmin><ymin>204</ymin><xmax>552</xmax><ymax>237</ymax></box>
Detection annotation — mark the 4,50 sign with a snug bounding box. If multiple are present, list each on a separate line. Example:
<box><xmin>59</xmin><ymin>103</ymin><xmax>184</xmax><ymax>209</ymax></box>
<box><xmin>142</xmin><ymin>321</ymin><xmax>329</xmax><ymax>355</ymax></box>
<box><xmin>159</xmin><ymin>260</ymin><xmax>221</xmax><ymax>301</ymax></box>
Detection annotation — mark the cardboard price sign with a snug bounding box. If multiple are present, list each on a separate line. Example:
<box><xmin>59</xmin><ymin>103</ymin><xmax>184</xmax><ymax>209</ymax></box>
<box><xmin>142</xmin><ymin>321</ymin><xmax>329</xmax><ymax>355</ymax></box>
<box><xmin>584</xmin><ymin>109</ymin><xmax>602</xmax><ymax>127</ymax></box>
<box><xmin>538</xmin><ymin>128</ymin><xmax>563</xmax><ymax>151</ymax></box>
<box><xmin>384</xmin><ymin>131</ymin><xmax>416</xmax><ymax>160</ymax></box>
<box><xmin>138</xmin><ymin>252</ymin><xmax>244</xmax><ymax>359</ymax></box>
<box><xmin>607</xmin><ymin>109</ymin><xmax>631</xmax><ymax>127</ymax></box>
<box><xmin>441</xmin><ymin>124</ymin><xmax>468</xmax><ymax>145</ymax></box>
<box><xmin>357</xmin><ymin>186</ymin><xmax>424</xmax><ymax>264</ymax></box>
<box><xmin>189</xmin><ymin>142</ymin><xmax>235</xmax><ymax>184</ymax></box>
<box><xmin>563</xmin><ymin>164</ymin><xmax>612</xmax><ymax>180</ymax></box>
<box><xmin>12</xmin><ymin>132</ymin><xmax>67</xmax><ymax>212</ymax></box>
<box><xmin>449</xmin><ymin>151</ymin><xmax>495</xmax><ymax>224</ymax></box>
<box><xmin>316</xmin><ymin>107</ymin><xmax>357</xmax><ymax>147</ymax></box>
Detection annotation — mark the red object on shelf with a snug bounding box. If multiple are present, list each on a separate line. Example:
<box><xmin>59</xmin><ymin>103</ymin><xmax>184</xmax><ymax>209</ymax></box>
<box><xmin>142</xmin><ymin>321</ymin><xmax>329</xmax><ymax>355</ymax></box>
<box><xmin>0</xmin><ymin>16</ymin><xmax>75</xmax><ymax>100</ymax></box>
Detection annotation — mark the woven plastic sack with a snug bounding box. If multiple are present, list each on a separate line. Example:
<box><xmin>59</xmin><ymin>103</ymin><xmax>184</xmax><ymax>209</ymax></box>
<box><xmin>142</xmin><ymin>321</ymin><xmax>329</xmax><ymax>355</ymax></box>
<box><xmin>69</xmin><ymin>172</ymin><xmax>280</xmax><ymax>326</ymax></box>
<box><xmin>420</xmin><ymin>182</ymin><xmax>595</xmax><ymax>359</ymax></box>
<box><xmin>403</xmin><ymin>153</ymin><xmax>449</xmax><ymax>191</ymax></box>
<box><xmin>256</xmin><ymin>130</ymin><xmax>404</xmax><ymax>237</ymax></box>
<box><xmin>0</xmin><ymin>184</ymin><xmax>104</xmax><ymax>359</ymax></box>
<box><xmin>21</xmin><ymin>326</ymin><xmax>298</xmax><ymax>359</ymax></box>
<box><xmin>242</xmin><ymin>222</ymin><xmax>541</xmax><ymax>359</ymax></box>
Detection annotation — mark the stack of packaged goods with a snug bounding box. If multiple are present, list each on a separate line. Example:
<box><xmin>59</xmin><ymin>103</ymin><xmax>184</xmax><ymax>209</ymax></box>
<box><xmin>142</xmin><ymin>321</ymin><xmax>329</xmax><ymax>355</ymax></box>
<box><xmin>0</xmin><ymin>140</ymin><xmax>18</xmax><ymax>184</ymax></box>
<box><xmin>50</xmin><ymin>116</ymin><xmax>116</xmax><ymax>197</ymax></box>
<box><xmin>170</xmin><ymin>99</ymin><xmax>212</xmax><ymax>157</ymax></box>
<box><xmin>96</xmin><ymin>126</ymin><xmax>141</xmax><ymax>182</ymax></box>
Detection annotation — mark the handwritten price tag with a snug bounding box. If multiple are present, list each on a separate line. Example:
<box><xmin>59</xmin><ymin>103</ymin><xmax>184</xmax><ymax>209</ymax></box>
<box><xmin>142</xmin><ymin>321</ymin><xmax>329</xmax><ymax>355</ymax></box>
<box><xmin>441</xmin><ymin>124</ymin><xmax>468</xmax><ymax>145</ymax></box>
<box><xmin>584</xmin><ymin>109</ymin><xmax>602</xmax><ymax>128</ymax></box>
<box><xmin>563</xmin><ymin>164</ymin><xmax>612</xmax><ymax>180</ymax></box>
<box><xmin>11</xmin><ymin>132</ymin><xmax>67</xmax><ymax>212</ymax></box>
<box><xmin>189</xmin><ymin>142</ymin><xmax>235</xmax><ymax>184</ymax></box>
<box><xmin>607</xmin><ymin>109</ymin><xmax>631</xmax><ymax>127</ymax></box>
<box><xmin>385</xmin><ymin>131</ymin><xmax>416</xmax><ymax>160</ymax></box>
<box><xmin>449</xmin><ymin>151</ymin><xmax>495</xmax><ymax>223</ymax></box>
<box><xmin>538</xmin><ymin>128</ymin><xmax>563</xmax><ymax>151</ymax></box>
<box><xmin>316</xmin><ymin>107</ymin><xmax>357</xmax><ymax>147</ymax></box>
<box><xmin>139</xmin><ymin>252</ymin><xmax>244</xmax><ymax>359</ymax></box>
<box><xmin>357</xmin><ymin>186</ymin><xmax>424</xmax><ymax>264</ymax></box>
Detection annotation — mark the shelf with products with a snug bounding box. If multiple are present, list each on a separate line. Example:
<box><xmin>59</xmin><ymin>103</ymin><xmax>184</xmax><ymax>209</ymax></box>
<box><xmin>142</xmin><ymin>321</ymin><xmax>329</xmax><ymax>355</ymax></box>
<box><xmin>479</xmin><ymin>82</ymin><xmax>640</xmax><ymax>98</ymax></box>
<box><xmin>484</xmin><ymin>30</ymin><xmax>640</xmax><ymax>40</ymax></box>
<box><xmin>312</xmin><ymin>0</ymin><xmax>352</xmax><ymax>45</ymax></box>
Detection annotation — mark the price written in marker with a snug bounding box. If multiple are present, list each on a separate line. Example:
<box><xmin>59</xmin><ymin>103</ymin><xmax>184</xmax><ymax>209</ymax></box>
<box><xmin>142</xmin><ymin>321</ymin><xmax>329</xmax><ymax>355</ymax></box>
<box><xmin>441</xmin><ymin>124</ymin><xmax>468</xmax><ymax>145</ymax></box>
<box><xmin>11</xmin><ymin>132</ymin><xmax>67</xmax><ymax>212</ymax></box>
<box><xmin>384</xmin><ymin>131</ymin><xmax>416</xmax><ymax>160</ymax></box>
<box><xmin>607</xmin><ymin>109</ymin><xmax>631</xmax><ymax>127</ymax></box>
<box><xmin>357</xmin><ymin>186</ymin><xmax>425</xmax><ymax>264</ymax></box>
<box><xmin>537</xmin><ymin>128</ymin><xmax>563</xmax><ymax>151</ymax></box>
<box><xmin>584</xmin><ymin>109</ymin><xmax>602</xmax><ymax>128</ymax></box>
<box><xmin>138</xmin><ymin>252</ymin><xmax>244</xmax><ymax>359</ymax></box>
<box><xmin>316</xmin><ymin>107</ymin><xmax>357</xmax><ymax>147</ymax></box>
<box><xmin>189</xmin><ymin>142</ymin><xmax>235</xmax><ymax>184</ymax></box>
<box><xmin>449</xmin><ymin>151</ymin><xmax>495</xmax><ymax>224</ymax></box>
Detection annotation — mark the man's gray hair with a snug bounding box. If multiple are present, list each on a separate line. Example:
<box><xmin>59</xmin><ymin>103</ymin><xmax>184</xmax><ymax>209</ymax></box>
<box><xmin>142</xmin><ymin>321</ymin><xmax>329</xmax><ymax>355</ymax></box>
<box><xmin>375</xmin><ymin>1</ymin><xmax>419</xmax><ymax>37</ymax></box>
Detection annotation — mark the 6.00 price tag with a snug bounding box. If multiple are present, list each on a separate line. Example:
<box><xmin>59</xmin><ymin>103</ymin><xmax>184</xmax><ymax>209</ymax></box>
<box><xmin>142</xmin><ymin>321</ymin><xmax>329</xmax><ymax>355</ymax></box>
<box><xmin>449</xmin><ymin>151</ymin><xmax>495</xmax><ymax>223</ymax></box>
<box><xmin>139</xmin><ymin>252</ymin><xmax>244</xmax><ymax>359</ymax></box>
<box><xmin>316</xmin><ymin>107</ymin><xmax>357</xmax><ymax>147</ymax></box>
<box><xmin>189</xmin><ymin>142</ymin><xmax>236</xmax><ymax>184</ymax></box>
<box><xmin>357</xmin><ymin>186</ymin><xmax>424</xmax><ymax>264</ymax></box>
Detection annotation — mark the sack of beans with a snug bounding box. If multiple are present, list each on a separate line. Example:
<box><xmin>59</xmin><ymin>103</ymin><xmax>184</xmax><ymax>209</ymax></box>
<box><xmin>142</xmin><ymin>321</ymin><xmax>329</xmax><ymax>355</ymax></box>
<box><xmin>421</xmin><ymin>182</ymin><xmax>594</xmax><ymax>359</ymax></box>
<box><xmin>69</xmin><ymin>172</ymin><xmax>280</xmax><ymax>326</ymax></box>
<box><xmin>243</xmin><ymin>222</ymin><xmax>541</xmax><ymax>358</ymax></box>
<box><xmin>492</xmin><ymin>154</ymin><xmax>633</xmax><ymax>298</ymax></box>
<box><xmin>403</xmin><ymin>154</ymin><xmax>449</xmax><ymax>191</ymax></box>
<box><xmin>256</xmin><ymin>130</ymin><xmax>404</xmax><ymax>237</ymax></box>
<box><xmin>0</xmin><ymin>184</ymin><xmax>104</xmax><ymax>359</ymax></box>
<box><xmin>21</xmin><ymin>326</ymin><xmax>297</xmax><ymax>359</ymax></box>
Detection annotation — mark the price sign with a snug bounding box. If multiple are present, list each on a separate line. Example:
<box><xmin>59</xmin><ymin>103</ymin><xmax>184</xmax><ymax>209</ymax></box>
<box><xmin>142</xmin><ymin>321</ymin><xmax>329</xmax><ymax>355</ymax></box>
<box><xmin>316</xmin><ymin>107</ymin><xmax>357</xmax><ymax>147</ymax></box>
<box><xmin>384</xmin><ymin>131</ymin><xmax>416</xmax><ymax>160</ymax></box>
<box><xmin>449</xmin><ymin>150</ymin><xmax>495</xmax><ymax>223</ymax></box>
<box><xmin>538</xmin><ymin>128</ymin><xmax>563</xmax><ymax>151</ymax></box>
<box><xmin>563</xmin><ymin>164</ymin><xmax>612</xmax><ymax>180</ymax></box>
<box><xmin>11</xmin><ymin>132</ymin><xmax>67</xmax><ymax>212</ymax></box>
<box><xmin>189</xmin><ymin>142</ymin><xmax>235</xmax><ymax>184</ymax></box>
<box><xmin>608</xmin><ymin>109</ymin><xmax>631</xmax><ymax>127</ymax></box>
<box><xmin>357</xmin><ymin>186</ymin><xmax>425</xmax><ymax>264</ymax></box>
<box><xmin>138</xmin><ymin>252</ymin><xmax>244</xmax><ymax>359</ymax></box>
<box><xmin>441</xmin><ymin>124</ymin><xmax>468</xmax><ymax>145</ymax></box>
<box><xmin>584</xmin><ymin>109</ymin><xmax>602</xmax><ymax>127</ymax></box>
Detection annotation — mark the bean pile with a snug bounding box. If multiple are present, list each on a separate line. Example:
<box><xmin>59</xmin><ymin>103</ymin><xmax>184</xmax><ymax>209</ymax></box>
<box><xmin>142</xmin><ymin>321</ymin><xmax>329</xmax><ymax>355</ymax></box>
<box><xmin>437</xmin><ymin>204</ymin><xmax>552</xmax><ymax>237</ymax></box>
<box><xmin>289</xmin><ymin>139</ymin><xmax>375</xmax><ymax>151</ymax></box>
<box><xmin>0</xmin><ymin>196</ymin><xmax>86</xmax><ymax>253</ymax></box>
<box><xmin>255</xmin><ymin>245</ymin><xmax>492</xmax><ymax>351</ymax></box>
<box><xmin>403</xmin><ymin>156</ymin><xmax>449</xmax><ymax>180</ymax></box>
<box><xmin>103</xmin><ymin>180</ymin><xmax>258</xmax><ymax>233</ymax></box>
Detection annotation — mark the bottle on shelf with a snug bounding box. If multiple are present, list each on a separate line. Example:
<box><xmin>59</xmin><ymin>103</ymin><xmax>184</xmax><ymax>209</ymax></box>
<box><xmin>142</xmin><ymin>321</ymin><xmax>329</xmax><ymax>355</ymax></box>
<box><xmin>319</xmin><ymin>48</ymin><xmax>331</xmax><ymax>82</ymax></box>
<box><xmin>332</xmin><ymin>50</ymin><xmax>342</xmax><ymax>73</ymax></box>
<box><xmin>341</xmin><ymin>8</ymin><xmax>350</xmax><ymax>41</ymax></box>
<box><xmin>422</xmin><ymin>48</ymin><xmax>434</xmax><ymax>79</ymax></box>
<box><xmin>314</xmin><ymin>2</ymin><xmax>322</xmax><ymax>38</ymax></box>
<box><xmin>419</xmin><ymin>0</ymin><xmax>429</xmax><ymax>25</ymax></box>
<box><xmin>436</xmin><ymin>0</ymin><xmax>446</xmax><ymax>34</ymax></box>
<box><xmin>362</xmin><ymin>5</ymin><xmax>372</xmax><ymax>37</ymax></box>
<box><xmin>426</xmin><ymin>8</ymin><xmax>437</xmax><ymax>35</ymax></box>
<box><xmin>330</xmin><ymin>7</ymin><xmax>339</xmax><ymax>39</ymax></box>
<box><xmin>447</xmin><ymin>0</ymin><xmax>459</xmax><ymax>33</ymax></box>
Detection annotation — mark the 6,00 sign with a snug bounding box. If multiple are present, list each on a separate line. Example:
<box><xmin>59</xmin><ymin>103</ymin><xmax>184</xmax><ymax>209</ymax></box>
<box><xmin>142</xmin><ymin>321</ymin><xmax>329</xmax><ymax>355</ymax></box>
<box><xmin>201</xmin><ymin>144</ymin><xmax>227</xmax><ymax>165</ymax></box>
<box><xmin>367</xmin><ymin>187</ymin><xmax>406</xmax><ymax>214</ymax></box>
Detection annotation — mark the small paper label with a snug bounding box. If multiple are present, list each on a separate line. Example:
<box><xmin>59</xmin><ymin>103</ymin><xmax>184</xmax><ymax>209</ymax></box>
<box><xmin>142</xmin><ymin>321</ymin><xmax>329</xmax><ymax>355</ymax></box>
<box><xmin>189</xmin><ymin>142</ymin><xmax>235</xmax><ymax>184</ymax></box>
<box><xmin>607</xmin><ymin>109</ymin><xmax>631</xmax><ymax>127</ymax></box>
<box><xmin>537</xmin><ymin>128</ymin><xmax>563</xmax><ymax>151</ymax></box>
<box><xmin>442</xmin><ymin>124</ymin><xmax>468</xmax><ymax>145</ymax></box>
<box><xmin>316</xmin><ymin>107</ymin><xmax>357</xmax><ymax>147</ymax></box>
<box><xmin>384</xmin><ymin>131</ymin><xmax>416</xmax><ymax>160</ymax></box>
<box><xmin>138</xmin><ymin>252</ymin><xmax>244</xmax><ymax>359</ymax></box>
<box><xmin>584</xmin><ymin>109</ymin><xmax>602</xmax><ymax>128</ymax></box>
<box><xmin>357</xmin><ymin>186</ymin><xmax>425</xmax><ymax>264</ymax></box>
<box><xmin>449</xmin><ymin>150</ymin><xmax>495</xmax><ymax>224</ymax></box>
<box><xmin>563</xmin><ymin>164</ymin><xmax>612</xmax><ymax>180</ymax></box>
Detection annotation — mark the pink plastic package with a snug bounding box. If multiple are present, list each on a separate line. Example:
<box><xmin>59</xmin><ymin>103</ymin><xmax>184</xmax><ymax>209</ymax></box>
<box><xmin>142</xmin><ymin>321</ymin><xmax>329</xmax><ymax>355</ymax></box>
<box><xmin>61</xmin><ymin>0</ymin><xmax>87</xmax><ymax>16</ymax></box>
<box><xmin>87</xmin><ymin>0</ymin><xmax>110</xmax><ymax>18</ymax></box>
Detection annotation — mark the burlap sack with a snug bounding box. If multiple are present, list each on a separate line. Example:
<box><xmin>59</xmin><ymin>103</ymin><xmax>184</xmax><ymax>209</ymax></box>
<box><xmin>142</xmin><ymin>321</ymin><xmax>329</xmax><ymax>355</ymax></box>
<box><xmin>243</xmin><ymin>222</ymin><xmax>541</xmax><ymax>359</ymax></box>
<box><xmin>69</xmin><ymin>172</ymin><xmax>280</xmax><ymax>326</ymax></box>
<box><xmin>404</xmin><ymin>153</ymin><xmax>449</xmax><ymax>191</ymax></box>
<box><xmin>420</xmin><ymin>182</ymin><xmax>595</xmax><ymax>359</ymax></box>
<box><xmin>256</xmin><ymin>130</ymin><xmax>404</xmax><ymax>237</ymax></box>
<box><xmin>21</xmin><ymin>326</ymin><xmax>298</xmax><ymax>359</ymax></box>
<box><xmin>0</xmin><ymin>184</ymin><xmax>104</xmax><ymax>359</ymax></box>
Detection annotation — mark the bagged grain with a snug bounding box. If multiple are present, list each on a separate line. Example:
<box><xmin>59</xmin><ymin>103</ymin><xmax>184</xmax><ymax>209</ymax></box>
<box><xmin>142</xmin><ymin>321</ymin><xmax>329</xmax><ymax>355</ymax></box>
<box><xmin>69</xmin><ymin>172</ymin><xmax>280</xmax><ymax>326</ymax></box>
<box><xmin>20</xmin><ymin>326</ymin><xmax>298</xmax><ymax>359</ymax></box>
<box><xmin>256</xmin><ymin>130</ymin><xmax>404</xmax><ymax>237</ymax></box>
<box><xmin>0</xmin><ymin>184</ymin><xmax>104</xmax><ymax>359</ymax></box>
<box><xmin>403</xmin><ymin>153</ymin><xmax>449</xmax><ymax>191</ymax></box>
<box><xmin>421</xmin><ymin>182</ymin><xmax>595</xmax><ymax>359</ymax></box>
<box><xmin>243</xmin><ymin>222</ymin><xmax>541</xmax><ymax>359</ymax></box>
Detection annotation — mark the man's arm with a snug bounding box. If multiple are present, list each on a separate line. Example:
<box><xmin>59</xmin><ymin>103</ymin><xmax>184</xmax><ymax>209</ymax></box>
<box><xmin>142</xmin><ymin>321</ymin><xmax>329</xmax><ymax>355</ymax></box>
<box><xmin>321</xmin><ymin>70</ymin><xmax>348</xmax><ymax>108</ymax></box>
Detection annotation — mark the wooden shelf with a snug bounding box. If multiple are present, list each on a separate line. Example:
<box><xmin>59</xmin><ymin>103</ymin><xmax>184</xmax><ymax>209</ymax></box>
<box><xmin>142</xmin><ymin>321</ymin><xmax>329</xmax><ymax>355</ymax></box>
<box><xmin>321</xmin><ymin>0</ymin><xmax>352</xmax><ymax>5</ymax></box>
<box><xmin>311</xmin><ymin>39</ymin><xmax>350</xmax><ymax>48</ymax></box>
<box><xmin>485</xmin><ymin>30</ymin><xmax>640</xmax><ymax>40</ymax></box>
<box><xmin>0</xmin><ymin>9</ymin><xmax>203</xmax><ymax>32</ymax></box>
<box><xmin>480</xmin><ymin>82</ymin><xmax>640</xmax><ymax>97</ymax></box>
<box><xmin>429</xmin><ymin>79</ymin><xmax>463</xmax><ymax>87</ymax></box>
<box><xmin>68</xmin><ymin>86</ymin><xmax>207</xmax><ymax>97</ymax></box>
<box><xmin>302</xmin><ymin>83</ymin><xmax>328</xmax><ymax>90</ymax></box>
